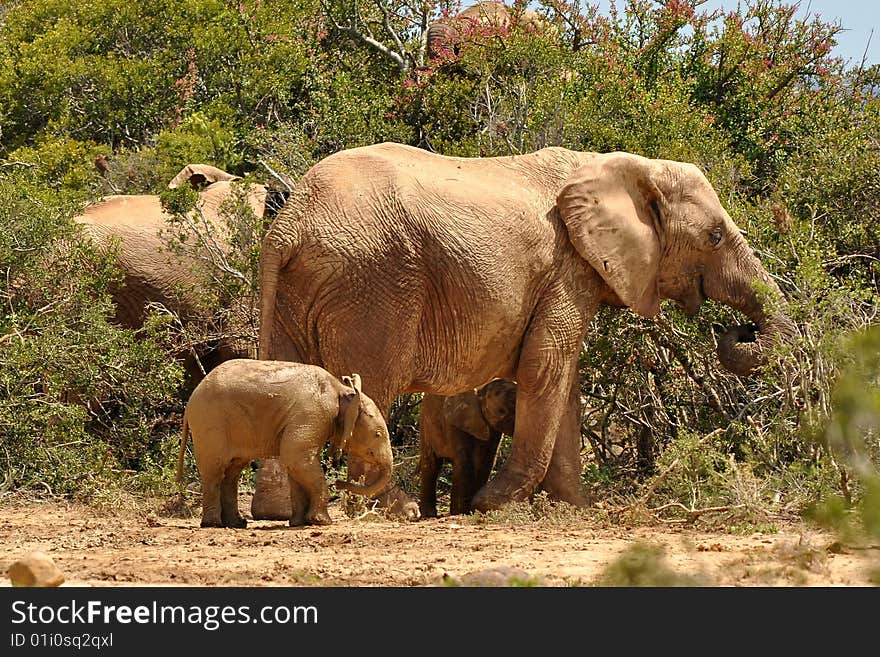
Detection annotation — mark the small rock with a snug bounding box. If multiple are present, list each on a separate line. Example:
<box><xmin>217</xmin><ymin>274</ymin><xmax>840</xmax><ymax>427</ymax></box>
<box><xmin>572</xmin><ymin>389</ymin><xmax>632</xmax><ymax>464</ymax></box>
<box><xmin>7</xmin><ymin>552</ymin><xmax>65</xmax><ymax>587</ymax></box>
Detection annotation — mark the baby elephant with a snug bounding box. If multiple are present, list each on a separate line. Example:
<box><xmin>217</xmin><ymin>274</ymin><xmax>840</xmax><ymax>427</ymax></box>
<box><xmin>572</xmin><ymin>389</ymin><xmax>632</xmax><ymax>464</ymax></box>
<box><xmin>177</xmin><ymin>359</ymin><xmax>394</xmax><ymax>528</ymax></box>
<box><xmin>418</xmin><ymin>379</ymin><xmax>517</xmax><ymax>517</ymax></box>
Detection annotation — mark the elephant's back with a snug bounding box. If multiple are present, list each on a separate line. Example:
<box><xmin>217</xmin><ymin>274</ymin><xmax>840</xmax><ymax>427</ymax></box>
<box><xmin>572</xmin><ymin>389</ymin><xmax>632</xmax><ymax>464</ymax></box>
<box><xmin>292</xmin><ymin>142</ymin><xmax>584</xmax><ymax>238</ymax></box>
<box><xmin>75</xmin><ymin>195</ymin><xmax>168</xmax><ymax>229</ymax></box>
<box><xmin>192</xmin><ymin>359</ymin><xmax>342</xmax><ymax>404</ymax></box>
<box><xmin>187</xmin><ymin>360</ymin><xmax>335</xmax><ymax>432</ymax></box>
<box><xmin>308</xmin><ymin>142</ymin><xmax>579</xmax><ymax>192</ymax></box>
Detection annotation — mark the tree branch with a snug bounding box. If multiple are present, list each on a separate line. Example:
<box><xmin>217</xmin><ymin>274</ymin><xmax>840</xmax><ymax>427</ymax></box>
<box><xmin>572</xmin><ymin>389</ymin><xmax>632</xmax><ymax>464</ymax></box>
<box><xmin>320</xmin><ymin>0</ymin><xmax>410</xmax><ymax>72</ymax></box>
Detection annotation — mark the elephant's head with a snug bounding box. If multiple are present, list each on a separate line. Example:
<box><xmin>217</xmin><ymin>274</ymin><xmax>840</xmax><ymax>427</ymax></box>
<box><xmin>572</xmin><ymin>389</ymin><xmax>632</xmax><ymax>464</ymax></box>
<box><xmin>557</xmin><ymin>152</ymin><xmax>794</xmax><ymax>376</ymax></box>
<box><xmin>333</xmin><ymin>373</ymin><xmax>394</xmax><ymax>498</ymax></box>
<box><xmin>167</xmin><ymin>164</ymin><xmax>289</xmax><ymax>221</ymax></box>
<box><xmin>427</xmin><ymin>1</ymin><xmax>551</xmax><ymax>60</ymax></box>
<box><xmin>476</xmin><ymin>379</ymin><xmax>517</xmax><ymax>437</ymax></box>
<box><xmin>167</xmin><ymin>164</ymin><xmax>242</xmax><ymax>190</ymax></box>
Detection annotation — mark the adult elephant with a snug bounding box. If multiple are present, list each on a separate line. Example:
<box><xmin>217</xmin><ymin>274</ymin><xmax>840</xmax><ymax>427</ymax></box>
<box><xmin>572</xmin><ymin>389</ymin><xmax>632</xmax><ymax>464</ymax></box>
<box><xmin>255</xmin><ymin>142</ymin><xmax>792</xmax><ymax>513</ymax></box>
<box><xmin>74</xmin><ymin>164</ymin><xmax>285</xmax><ymax>384</ymax></box>
<box><xmin>427</xmin><ymin>1</ymin><xmax>552</xmax><ymax>59</ymax></box>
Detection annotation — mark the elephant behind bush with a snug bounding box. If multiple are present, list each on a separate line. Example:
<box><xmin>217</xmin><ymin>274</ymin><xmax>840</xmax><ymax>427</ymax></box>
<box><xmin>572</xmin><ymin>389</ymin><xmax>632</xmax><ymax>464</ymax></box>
<box><xmin>74</xmin><ymin>164</ymin><xmax>285</xmax><ymax>385</ymax></box>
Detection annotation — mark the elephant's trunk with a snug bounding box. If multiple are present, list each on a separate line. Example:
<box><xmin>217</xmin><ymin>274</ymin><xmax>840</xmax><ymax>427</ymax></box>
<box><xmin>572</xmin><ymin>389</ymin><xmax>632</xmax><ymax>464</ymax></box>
<box><xmin>710</xmin><ymin>241</ymin><xmax>795</xmax><ymax>376</ymax></box>
<box><xmin>336</xmin><ymin>461</ymin><xmax>392</xmax><ymax>499</ymax></box>
<box><xmin>717</xmin><ymin>310</ymin><xmax>794</xmax><ymax>376</ymax></box>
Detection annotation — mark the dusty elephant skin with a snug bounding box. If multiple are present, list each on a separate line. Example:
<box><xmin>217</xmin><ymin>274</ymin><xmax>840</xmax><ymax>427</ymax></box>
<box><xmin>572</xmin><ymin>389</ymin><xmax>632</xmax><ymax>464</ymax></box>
<box><xmin>426</xmin><ymin>1</ymin><xmax>552</xmax><ymax>60</ymax></box>
<box><xmin>73</xmin><ymin>164</ymin><xmax>286</xmax><ymax>386</ymax></box>
<box><xmin>256</xmin><ymin>142</ymin><xmax>793</xmax><ymax>514</ymax></box>
<box><xmin>420</xmin><ymin>380</ymin><xmax>517</xmax><ymax>517</ymax></box>
<box><xmin>177</xmin><ymin>360</ymin><xmax>393</xmax><ymax>528</ymax></box>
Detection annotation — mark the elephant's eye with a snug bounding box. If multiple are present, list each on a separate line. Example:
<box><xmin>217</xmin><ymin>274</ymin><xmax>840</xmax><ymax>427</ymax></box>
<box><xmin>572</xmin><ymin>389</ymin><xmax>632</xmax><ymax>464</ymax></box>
<box><xmin>708</xmin><ymin>226</ymin><xmax>723</xmax><ymax>247</ymax></box>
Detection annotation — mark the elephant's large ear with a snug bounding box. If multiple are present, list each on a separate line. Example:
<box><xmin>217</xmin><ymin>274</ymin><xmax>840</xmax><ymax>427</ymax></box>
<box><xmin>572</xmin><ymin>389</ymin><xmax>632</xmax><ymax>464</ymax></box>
<box><xmin>448</xmin><ymin>394</ymin><xmax>491</xmax><ymax>442</ymax></box>
<box><xmin>556</xmin><ymin>152</ymin><xmax>664</xmax><ymax>318</ymax></box>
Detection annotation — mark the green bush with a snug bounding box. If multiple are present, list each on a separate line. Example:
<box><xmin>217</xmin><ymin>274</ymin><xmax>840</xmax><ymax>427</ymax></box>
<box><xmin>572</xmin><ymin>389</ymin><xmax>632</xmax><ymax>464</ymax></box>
<box><xmin>0</xmin><ymin>169</ymin><xmax>183</xmax><ymax>499</ymax></box>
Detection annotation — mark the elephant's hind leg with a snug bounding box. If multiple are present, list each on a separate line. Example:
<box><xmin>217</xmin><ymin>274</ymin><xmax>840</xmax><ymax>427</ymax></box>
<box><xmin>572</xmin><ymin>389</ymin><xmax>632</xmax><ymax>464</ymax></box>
<box><xmin>199</xmin><ymin>467</ymin><xmax>224</xmax><ymax>528</ymax></box>
<box><xmin>220</xmin><ymin>459</ymin><xmax>248</xmax><ymax>528</ymax></box>
<box><xmin>251</xmin><ymin>458</ymin><xmax>293</xmax><ymax>520</ymax></box>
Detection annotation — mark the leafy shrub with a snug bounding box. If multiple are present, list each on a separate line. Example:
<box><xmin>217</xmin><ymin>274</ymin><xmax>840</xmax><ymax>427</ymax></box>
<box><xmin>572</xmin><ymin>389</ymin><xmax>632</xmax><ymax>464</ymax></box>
<box><xmin>0</xmin><ymin>168</ymin><xmax>184</xmax><ymax>499</ymax></box>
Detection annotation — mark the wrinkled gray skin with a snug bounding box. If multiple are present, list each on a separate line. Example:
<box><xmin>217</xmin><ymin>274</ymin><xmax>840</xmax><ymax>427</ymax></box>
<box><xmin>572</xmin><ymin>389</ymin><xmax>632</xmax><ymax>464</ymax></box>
<box><xmin>178</xmin><ymin>360</ymin><xmax>393</xmax><ymax>528</ymax></box>
<box><xmin>419</xmin><ymin>379</ymin><xmax>517</xmax><ymax>517</ymax></box>
<box><xmin>256</xmin><ymin>143</ymin><xmax>792</xmax><ymax>514</ymax></box>
<box><xmin>73</xmin><ymin>164</ymin><xmax>286</xmax><ymax>386</ymax></box>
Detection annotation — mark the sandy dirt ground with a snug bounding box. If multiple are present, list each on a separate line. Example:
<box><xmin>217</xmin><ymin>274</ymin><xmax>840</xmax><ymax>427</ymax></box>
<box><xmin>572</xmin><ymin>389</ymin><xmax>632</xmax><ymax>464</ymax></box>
<box><xmin>1</xmin><ymin>495</ymin><xmax>877</xmax><ymax>588</ymax></box>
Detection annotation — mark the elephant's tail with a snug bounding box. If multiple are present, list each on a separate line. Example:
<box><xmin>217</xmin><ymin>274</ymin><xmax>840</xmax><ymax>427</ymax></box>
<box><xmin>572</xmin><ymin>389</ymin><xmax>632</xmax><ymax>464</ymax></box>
<box><xmin>176</xmin><ymin>411</ymin><xmax>190</xmax><ymax>490</ymax></box>
<box><xmin>258</xmin><ymin>226</ymin><xmax>298</xmax><ymax>361</ymax></box>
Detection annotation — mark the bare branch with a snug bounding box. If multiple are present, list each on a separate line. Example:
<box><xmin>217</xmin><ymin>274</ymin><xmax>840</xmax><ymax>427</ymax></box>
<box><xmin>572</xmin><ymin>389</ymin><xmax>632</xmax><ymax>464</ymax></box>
<box><xmin>258</xmin><ymin>159</ymin><xmax>294</xmax><ymax>193</ymax></box>
<box><xmin>373</xmin><ymin>0</ymin><xmax>407</xmax><ymax>57</ymax></box>
<box><xmin>320</xmin><ymin>0</ymin><xmax>410</xmax><ymax>72</ymax></box>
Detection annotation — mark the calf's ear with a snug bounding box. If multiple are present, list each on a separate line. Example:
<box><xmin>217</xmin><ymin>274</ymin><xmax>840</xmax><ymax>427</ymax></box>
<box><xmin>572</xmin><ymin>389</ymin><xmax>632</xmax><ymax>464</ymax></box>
<box><xmin>448</xmin><ymin>396</ymin><xmax>491</xmax><ymax>442</ymax></box>
<box><xmin>333</xmin><ymin>387</ymin><xmax>360</xmax><ymax>456</ymax></box>
<box><xmin>341</xmin><ymin>373</ymin><xmax>362</xmax><ymax>393</ymax></box>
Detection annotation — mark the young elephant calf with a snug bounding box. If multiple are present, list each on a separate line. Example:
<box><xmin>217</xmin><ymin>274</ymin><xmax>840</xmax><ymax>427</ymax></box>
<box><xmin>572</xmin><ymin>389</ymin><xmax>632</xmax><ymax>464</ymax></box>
<box><xmin>418</xmin><ymin>379</ymin><xmax>517</xmax><ymax>517</ymax></box>
<box><xmin>177</xmin><ymin>359</ymin><xmax>394</xmax><ymax>528</ymax></box>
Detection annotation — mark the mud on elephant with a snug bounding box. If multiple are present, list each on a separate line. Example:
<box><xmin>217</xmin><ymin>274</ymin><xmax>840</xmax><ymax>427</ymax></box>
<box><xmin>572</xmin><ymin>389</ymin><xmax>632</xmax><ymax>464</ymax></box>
<box><xmin>178</xmin><ymin>360</ymin><xmax>393</xmax><ymax>528</ymax></box>
<box><xmin>419</xmin><ymin>379</ymin><xmax>517</xmax><ymax>518</ymax></box>
<box><xmin>254</xmin><ymin>142</ymin><xmax>793</xmax><ymax>515</ymax></box>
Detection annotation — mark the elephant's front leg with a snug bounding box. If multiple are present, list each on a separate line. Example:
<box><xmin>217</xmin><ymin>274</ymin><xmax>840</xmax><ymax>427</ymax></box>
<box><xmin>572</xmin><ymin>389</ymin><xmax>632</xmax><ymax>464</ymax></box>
<box><xmin>279</xmin><ymin>436</ymin><xmax>331</xmax><ymax>526</ymax></box>
<box><xmin>450</xmin><ymin>438</ymin><xmax>477</xmax><ymax>516</ymax></box>
<box><xmin>472</xmin><ymin>295</ymin><xmax>589</xmax><ymax>512</ymax></box>
<box><xmin>540</xmin><ymin>377</ymin><xmax>590</xmax><ymax>507</ymax></box>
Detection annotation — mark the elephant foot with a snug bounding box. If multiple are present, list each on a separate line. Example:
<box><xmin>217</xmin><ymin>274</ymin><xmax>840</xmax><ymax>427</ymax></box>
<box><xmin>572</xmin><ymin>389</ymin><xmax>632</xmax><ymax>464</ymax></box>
<box><xmin>289</xmin><ymin>516</ymin><xmax>306</xmax><ymax>527</ymax></box>
<box><xmin>306</xmin><ymin>511</ymin><xmax>332</xmax><ymax>526</ymax></box>
<box><xmin>471</xmin><ymin>472</ymin><xmax>532</xmax><ymax>513</ymax></box>
<box><xmin>223</xmin><ymin>516</ymin><xmax>248</xmax><ymax>529</ymax></box>
<box><xmin>449</xmin><ymin>496</ymin><xmax>472</xmax><ymax>516</ymax></box>
<box><xmin>543</xmin><ymin>486</ymin><xmax>590</xmax><ymax>509</ymax></box>
<box><xmin>540</xmin><ymin>474</ymin><xmax>591</xmax><ymax>509</ymax></box>
<box><xmin>418</xmin><ymin>505</ymin><xmax>438</xmax><ymax>519</ymax></box>
<box><xmin>251</xmin><ymin>508</ymin><xmax>293</xmax><ymax>521</ymax></box>
<box><xmin>200</xmin><ymin>518</ymin><xmax>223</xmax><ymax>528</ymax></box>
